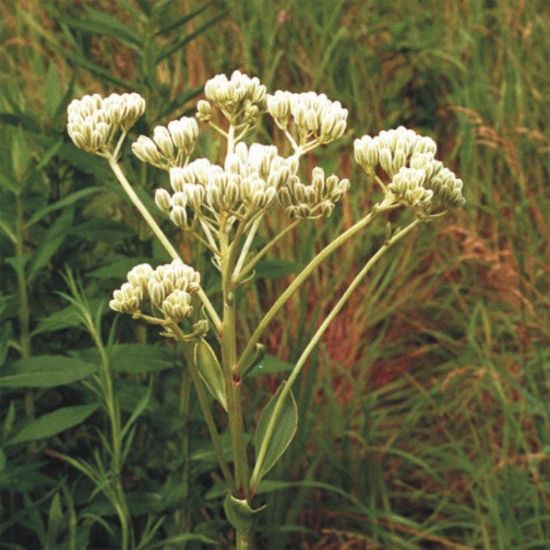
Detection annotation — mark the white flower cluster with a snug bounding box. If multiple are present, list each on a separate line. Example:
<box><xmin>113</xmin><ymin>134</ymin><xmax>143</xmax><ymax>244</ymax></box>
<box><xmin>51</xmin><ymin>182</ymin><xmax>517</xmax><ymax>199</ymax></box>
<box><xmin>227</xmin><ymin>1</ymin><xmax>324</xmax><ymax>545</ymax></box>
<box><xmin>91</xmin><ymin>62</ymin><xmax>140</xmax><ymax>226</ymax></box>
<box><xmin>278</xmin><ymin>167</ymin><xmax>350</xmax><ymax>219</ymax></box>
<box><xmin>155</xmin><ymin>143</ymin><xmax>299</xmax><ymax>227</ymax></box>
<box><xmin>267</xmin><ymin>91</ymin><xmax>348</xmax><ymax>147</ymax></box>
<box><xmin>67</xmin><ymin>93</ymin><xmax>145</xmax><ymax>154</ymax></box>
<box><xmin>354</xmin><ymin>126</ymin><xmax>465</xmax><ymax>211</ymax></box>
<box><xmin>109</xmin><ymin>260</ymin><xmax>201</xmax><ymax>323</ymax></box>
<box><xmin>198</xmin><ymin>70</ymin><xmax>267</xmax><ymax>125</ymax></box>
<box><xmin>132</xmin><ymin>117</ymin><xmax>199</xmax><ymax>170</ymax></box>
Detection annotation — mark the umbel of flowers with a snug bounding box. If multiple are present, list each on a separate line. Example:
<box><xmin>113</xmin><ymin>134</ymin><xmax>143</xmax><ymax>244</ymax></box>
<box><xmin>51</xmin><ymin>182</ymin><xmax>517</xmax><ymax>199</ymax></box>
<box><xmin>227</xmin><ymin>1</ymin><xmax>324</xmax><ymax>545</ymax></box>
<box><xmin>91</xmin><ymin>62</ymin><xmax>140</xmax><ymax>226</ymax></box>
<box><xmin>67</xmin><ymin>70</ymin><xmax>465</xmax><ymax>550</ymax></box>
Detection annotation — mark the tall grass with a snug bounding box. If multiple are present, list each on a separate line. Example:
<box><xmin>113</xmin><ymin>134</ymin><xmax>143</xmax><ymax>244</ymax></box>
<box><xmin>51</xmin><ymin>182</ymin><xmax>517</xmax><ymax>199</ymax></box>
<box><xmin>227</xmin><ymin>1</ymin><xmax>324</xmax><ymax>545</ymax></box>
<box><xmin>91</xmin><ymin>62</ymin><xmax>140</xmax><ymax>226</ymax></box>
<box><xmin>1</xmin><ymin>0</ymin><xmax>548</xmax><ymax>548</ymax></box>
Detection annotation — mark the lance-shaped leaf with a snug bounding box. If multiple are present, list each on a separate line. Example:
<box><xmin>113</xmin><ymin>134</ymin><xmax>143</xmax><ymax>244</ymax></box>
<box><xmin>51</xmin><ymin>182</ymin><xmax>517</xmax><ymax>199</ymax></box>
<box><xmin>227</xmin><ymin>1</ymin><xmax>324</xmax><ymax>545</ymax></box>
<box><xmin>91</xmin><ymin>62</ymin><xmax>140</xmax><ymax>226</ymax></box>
<box><xmin>8</xmin><ymin>403</ymin><xmax>99</xmax><ymax>445</ymax></box>
<box><xmin>251</xmin><ymin>383</ymin><xmax>298</xmax><ymax>489</ymax></box>
<box><xmin>194</xmin><ymin>341</ymin><xmax>227</xmax><ymax>410</ymax></box>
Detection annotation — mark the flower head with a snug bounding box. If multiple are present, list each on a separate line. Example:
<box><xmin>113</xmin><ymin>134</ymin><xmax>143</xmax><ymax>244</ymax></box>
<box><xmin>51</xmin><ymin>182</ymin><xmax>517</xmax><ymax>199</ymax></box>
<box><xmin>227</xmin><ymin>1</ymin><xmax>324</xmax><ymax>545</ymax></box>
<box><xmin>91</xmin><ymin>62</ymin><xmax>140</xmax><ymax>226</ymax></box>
<box><xmin>67</xmin><ymin>92</ymin><xmax>145</xmax><ymax>154</ymax></box>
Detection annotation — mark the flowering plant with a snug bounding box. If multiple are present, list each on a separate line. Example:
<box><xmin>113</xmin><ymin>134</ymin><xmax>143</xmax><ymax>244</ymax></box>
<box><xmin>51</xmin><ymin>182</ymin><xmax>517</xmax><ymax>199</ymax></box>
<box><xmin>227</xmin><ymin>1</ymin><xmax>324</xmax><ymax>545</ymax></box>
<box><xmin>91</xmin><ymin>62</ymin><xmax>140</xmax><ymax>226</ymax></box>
<box><xmin>67</xmin><ymin>71</ymin><xmax>464</xmax><ymax>548</ymax></box>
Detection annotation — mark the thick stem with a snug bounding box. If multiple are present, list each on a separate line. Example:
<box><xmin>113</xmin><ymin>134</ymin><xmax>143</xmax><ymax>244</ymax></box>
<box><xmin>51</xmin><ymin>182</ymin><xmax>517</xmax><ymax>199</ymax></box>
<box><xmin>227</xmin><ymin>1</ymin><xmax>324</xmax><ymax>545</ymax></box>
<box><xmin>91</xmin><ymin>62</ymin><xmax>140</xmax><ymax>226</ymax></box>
<box><xmin>250</xmin><ymin>218</ymin><xmax>421</xmax><ymax>490</ymax></box>
<box><xmin>238</xmin><ymin>199</ymin><xmax>399</xmax><ymax>373</ymax></box>
<box><xmin>236</xmin><ymin>530</ymin><xmax>253</xmax><ymax>550</ymax></box>
<box><xmin>107</xmin><ymin>155</ymin><xmax>222</xmax><ymax>333</ymax></box>
<box><xmin>219</xmin><ymin>227</ymin><xmax>251</xmax><ymax>500</ymax></box>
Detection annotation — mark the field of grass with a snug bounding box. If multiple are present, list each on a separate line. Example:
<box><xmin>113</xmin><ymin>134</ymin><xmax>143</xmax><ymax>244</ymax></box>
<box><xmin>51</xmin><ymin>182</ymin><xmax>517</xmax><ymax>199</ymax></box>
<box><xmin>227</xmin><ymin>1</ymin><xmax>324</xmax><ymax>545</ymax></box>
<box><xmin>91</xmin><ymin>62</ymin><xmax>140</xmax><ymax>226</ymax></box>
<box><xmin>0</xmin><ymin>0</ymin><xmax>548</xmax><ymax>548</ymax></box>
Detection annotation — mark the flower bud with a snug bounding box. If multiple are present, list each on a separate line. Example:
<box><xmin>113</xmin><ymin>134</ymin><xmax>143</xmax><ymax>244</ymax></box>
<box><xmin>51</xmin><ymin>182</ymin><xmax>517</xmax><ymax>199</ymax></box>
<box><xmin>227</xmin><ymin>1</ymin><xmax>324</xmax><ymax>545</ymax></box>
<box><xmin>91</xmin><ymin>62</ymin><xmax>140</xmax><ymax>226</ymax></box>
<box><xmin>155</xmin><ymin>188</ymin><xmax>172</xmax><ymax>213</ymax></box>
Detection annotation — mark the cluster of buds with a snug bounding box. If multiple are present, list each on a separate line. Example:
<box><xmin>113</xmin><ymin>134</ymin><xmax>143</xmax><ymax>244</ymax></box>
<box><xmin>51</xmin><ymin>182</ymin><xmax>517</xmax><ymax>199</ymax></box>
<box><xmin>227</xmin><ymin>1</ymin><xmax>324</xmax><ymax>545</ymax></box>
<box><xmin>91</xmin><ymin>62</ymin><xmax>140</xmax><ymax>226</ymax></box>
<box><xmin>155</xmin><ymin>143</ymin><xmax>299</xmax><ymax>227</ymax></box>
<box><xmin>354</xmin><ymin>126</ymin><xmax>465</xmax><ymax>212</ymax></box>
<box><xmin>67</xmin><ymin>93</ymin><xmax>145</xmax><ymax>154</ymax></box>
<box><xmin>109</xmin><ymin>260</ymin><xmax>201</xmax><ymax>324</ymax></box>
<box><xmin>198</xmin><ymin>70</ymin><xmax>267</xmax><ymax>125</ymax></box>
<box><xmin>267</xmin><ymin>91</ymin><xmax>348</xmax><ymax>147</ymax></box>
<box><xmin>354</xmin><ymin>126</ymin><xmax>437</xmax><ymax>178</ymax></box>
<box><xmin>132</xmin><ymin>117</ymin><xmax>199</xmax><ymax>170</ymax></box>
<box><xmin>278</xmin><ymin>167</ymin><xmax>350</xmax><ymax>219</ymax></box>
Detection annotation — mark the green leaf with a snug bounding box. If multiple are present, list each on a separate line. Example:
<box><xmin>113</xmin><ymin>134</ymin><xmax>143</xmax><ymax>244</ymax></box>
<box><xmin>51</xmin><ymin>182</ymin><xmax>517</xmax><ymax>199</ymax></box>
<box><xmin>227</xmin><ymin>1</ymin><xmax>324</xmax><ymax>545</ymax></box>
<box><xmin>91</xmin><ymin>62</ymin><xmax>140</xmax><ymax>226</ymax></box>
<box><xmin>44</xmin><ymin>64</ymin><xmax>62</xmax><ymax>117</ymax></box>
<box><xmin>252</xmin><ymin>384</ymin><xmax>298</xmax><ymax>487</ymax></box>
<box><xmin>46</xmin><ymin>493</ymin><xmax>63</xmax><ymax>547</ymax></box>
<box><xmin>8</xmin><ymin>403</ymin><xmax>98</xmax><ymax>445</ymax></box>
<box><xmin>61</xmin><ymin>9</ymin><xmax>142</xmax><ymax>49</ymax></box>
<box><xmin>89</xmin><ymin>257</ymin><xmax>154</xmax><ymax>280</ymax></box>
<box><xmin>26</xmin><ymin>188</ymin><xmax>99</xmax><ymax>228</ymax></box>
<box><xmin>56</xmin><ymin>47</ymin><xmax>132</xmax><ymax>88</ymax></box>
<box><xmin>194</xmin><ymin>341</ymin><xmax>227</xmax><ymax>410</ymax></box>
<box><xmin>223</xmin><ymin>494</ymin><xmax>265</xmax><ymax>535</ymax></box>
<box><xmin>109</xmin><ymin>344</ymin><xmax>174</xmax><ymax>374</ymax></box>
<box><xmin>11</xmin><ymin>126</ymin><xmax>32</xmax><ymax>183</ymax></box>
<box><xmin>155</xmin><ymin>13</ymin><xmax>226</xmax><ymax>63</ymax></box>
<box><xmin>28</xmin><ymin>209</ymin><xmax>74</xmax><ymax>280</ymax></box>
<box><xmin>247</xmin><ymin>353</ymin><xmax>293</xmax><ymax>378</ymax></box>
<box><xmin>155</xmin><ymin>2</ymin><xmax>212</xmax><ymax>36</ymax></box>
<box><xmin>0</xmin><ymin>355</ymin><xmax>97</xmax><ymax>388</ymax></box>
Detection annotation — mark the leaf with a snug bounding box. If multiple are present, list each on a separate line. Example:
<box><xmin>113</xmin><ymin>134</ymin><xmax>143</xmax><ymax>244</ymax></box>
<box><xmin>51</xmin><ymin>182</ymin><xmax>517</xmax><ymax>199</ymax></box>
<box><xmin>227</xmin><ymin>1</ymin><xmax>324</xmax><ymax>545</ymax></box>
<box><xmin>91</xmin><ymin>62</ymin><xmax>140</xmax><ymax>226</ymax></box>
<box><xmin>8</xmin><ymin>403</ymin><xmax>98</xmax><ymax>445</ymax></box>
<box><xmin>109</xmin><ymin>344</ymin><xmax>174</xmax><ymax>374</ymax></box>
<box><xmin>252</xmin><ymin>384</ymin><xmax>298</xmax><ymax>487</ymax></box>
<box><xmin>60</xmin><ymin>8</ymin><xmax>142</xmax><ymax>49</ymax></box>
<box><xmin>11</xmin><ymin>126</ymin><xmax>32</xmax><ymax>182</ymax></box>
<box><xmin>89</xmin><ymin>257</ymin><xmax>154</xmax><ymax>280</ymax></box>
<box><xmin>56</xmin><ymin>47</ymin><xmax>132</xmax><ymax>88</ymax></box>
<box><xmin>32</xmin><ymin>298</ymin><xmax>102</xmax><ymax>335</ymax></box>
<box><xmin>121</xmin><ymin>379</ymin><xmax>153</xmax><ymax>440</ymax></box>
<box><xmin>223</xmin><ymin>494</ymin><xmax>265</xmax><ymax>535</ymax></box>
<box><xmin>28</xmin><ymin>209</ymin><xmax>74</xmax><ymax>281</ymax></box>
<box><xmin>194</xmin><ymin>341</ymin><xmax>227</xmax><ymax>410</ymax></box>
<box><xmin>155</xmin><ymin>2</ymin><xmax>212</xmax><ymax>36</ymax></box>
<box><xmin>25</xmin><ymin>188</ymin><xmax>99</xmax><ymax>228</ymax></box>
<box><xmin>247</xmin><ymin>353</ymin><xmax>293</xmax><ymax>378</ymax></box>
<box><xmin>0</xmin><ymin>355</ymin><xmax>97</xmax><ymax>388</ymax></box>
<box><xmin>44</xmin><ymin>64</ymin><xmax>62</xmax><ymax>117</ymax></box>
<box><xmin>155</xmin><ymin>13</ymin><xmax>226</xmax><ymax>63</ymax></box>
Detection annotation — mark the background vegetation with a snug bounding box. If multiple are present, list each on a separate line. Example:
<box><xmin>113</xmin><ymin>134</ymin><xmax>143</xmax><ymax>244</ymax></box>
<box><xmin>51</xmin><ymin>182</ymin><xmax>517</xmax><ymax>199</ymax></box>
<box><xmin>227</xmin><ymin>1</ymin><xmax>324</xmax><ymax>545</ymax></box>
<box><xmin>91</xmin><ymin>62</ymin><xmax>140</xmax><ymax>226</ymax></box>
<box><xmin>1</xmin><ymin>0</ymin><xmax>548</xmax><ymax>548</ymax></box>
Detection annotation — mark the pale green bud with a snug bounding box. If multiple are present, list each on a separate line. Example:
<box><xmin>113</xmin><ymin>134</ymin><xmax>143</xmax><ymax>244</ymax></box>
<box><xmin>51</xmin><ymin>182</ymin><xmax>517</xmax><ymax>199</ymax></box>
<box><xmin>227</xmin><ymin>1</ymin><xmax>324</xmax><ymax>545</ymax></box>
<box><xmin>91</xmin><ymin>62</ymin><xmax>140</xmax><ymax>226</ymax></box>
<box><xmin>155</xmin><ymin>188</ymin><xmax>172</xmax><ymax>213</ymax></box>
<box><xmin>153</xmin><ymin>126</ymin><xmax>174</xmax><ymax>159</ymax></box>
<box><xmin>196</xmin><ymin>100</ymin><xmax>212</xmax><ymax>122</ymax></box>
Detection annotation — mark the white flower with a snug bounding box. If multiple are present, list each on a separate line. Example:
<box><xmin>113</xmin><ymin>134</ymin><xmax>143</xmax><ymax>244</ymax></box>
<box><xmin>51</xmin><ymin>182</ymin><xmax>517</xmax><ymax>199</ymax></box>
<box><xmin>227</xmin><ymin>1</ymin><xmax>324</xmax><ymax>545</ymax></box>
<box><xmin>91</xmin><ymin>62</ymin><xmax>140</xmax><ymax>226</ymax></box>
<box><xmin>67</xmin><ymin>93</ymin><xmax>145</xmax><ymax>154</ymax></box>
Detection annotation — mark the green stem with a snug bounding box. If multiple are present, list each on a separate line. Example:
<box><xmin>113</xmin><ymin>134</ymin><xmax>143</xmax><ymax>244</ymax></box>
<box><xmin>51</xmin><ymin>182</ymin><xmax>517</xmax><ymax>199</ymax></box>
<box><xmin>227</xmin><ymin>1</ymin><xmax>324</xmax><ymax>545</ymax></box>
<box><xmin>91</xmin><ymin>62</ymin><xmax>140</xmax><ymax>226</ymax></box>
<box><xmin>171</xmin><ymin>325</ymin><xmax>237</xmax><ymax>493</ymax></box>
<box><xmin>15</xmin><ymin>194</ymin><xmax>33</xmax><ymax>420</ymax></box>
<box><xmin>238</xmin><ymin>199</ymin><xmax>399</xmax><ymax>374</ymax></box>
<box><xmin>250</xmin><ymin>218</ymin><xmax>422</xmax><ymax>490</ymax></box>
<box><xmin>237</xmin><ymin>530</ymin><xmax>253</xmax><ymax>550</ymax></box>
<box><xmin>219</xmin><ymin>225</ymin><xmax>251</xmax><ymax>500</ymax></box>
<box><xmin>107</xmin><ymin>155</ymin><xmax>222</xmax><ymax>334</ymax></box>
<box><xmin>88</xmin><ymin>316</ymin><xmax>132</xmax><ymax>550</ymax></box>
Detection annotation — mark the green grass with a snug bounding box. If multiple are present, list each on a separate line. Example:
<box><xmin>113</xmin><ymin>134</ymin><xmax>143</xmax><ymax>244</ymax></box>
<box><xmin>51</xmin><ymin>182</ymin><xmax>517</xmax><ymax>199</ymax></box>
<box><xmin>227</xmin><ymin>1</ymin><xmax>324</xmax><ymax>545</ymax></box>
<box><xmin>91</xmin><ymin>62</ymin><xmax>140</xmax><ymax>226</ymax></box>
<box><xmin>0</xmin><ymin>0</ymin><xmax>548</xmax><ymax>548</ymax></box>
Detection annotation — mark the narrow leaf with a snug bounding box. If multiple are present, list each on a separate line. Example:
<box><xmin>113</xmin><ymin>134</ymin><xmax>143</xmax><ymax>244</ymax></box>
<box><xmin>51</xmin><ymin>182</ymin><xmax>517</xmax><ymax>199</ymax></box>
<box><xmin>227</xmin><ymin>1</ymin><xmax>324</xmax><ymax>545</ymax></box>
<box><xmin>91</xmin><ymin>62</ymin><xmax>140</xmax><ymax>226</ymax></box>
<box><xmin>26</xmin><ymin>187</ymin><xmax>99</xmax><ymax>228</ymax></box>
<box><xmin>9</xmin><ymin>403</ymin><xmax>98</xmax><ymax>445</ymax></box>
<box><xmin>156</xmin><ymin>13</ymin><xmax>226</xmax><ymax>63</ymax></box>
<box><xmin>253</xmin><ymin>384</ymin><xmax>298</xmax><ymax>486</ymax></box>
<box><xmin>0</xmin><ymin>355</ymin><xmax>97</xmax><ymax>388</ymax></box>
<box><xmin>155</xmin><ymin>2</ymin><xmax>212</xmax><ymax>36</ymax></box>
<box><xmin>44</xmin><ymin>64</ymin><xmax>62</xmax><ymax>117</ymax></box>
<box><xmin>194</xmin><ymin>341</ymin><xmax>227</xmax><ymax>410</ymax></box>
